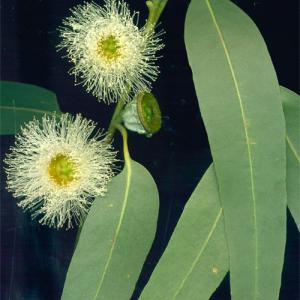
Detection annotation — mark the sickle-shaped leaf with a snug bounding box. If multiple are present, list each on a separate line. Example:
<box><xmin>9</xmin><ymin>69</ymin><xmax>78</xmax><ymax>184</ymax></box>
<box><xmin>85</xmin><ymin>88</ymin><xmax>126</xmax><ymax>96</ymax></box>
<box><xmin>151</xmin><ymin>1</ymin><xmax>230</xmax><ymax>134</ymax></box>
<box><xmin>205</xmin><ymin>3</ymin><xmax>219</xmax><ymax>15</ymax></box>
<box><xmin>139</xmin><ymin>165</ymin><xmax>228</xmax><ymax>300</ymax></box>
<box><xmin>0</xmin><ymin>81</ymin><xmax>60</xmax><ymax>135</ymax></box>
<box><xmin>139</xmin><ymin>87</ymin><xmax>299</xmax><ymax>300</ymax></box>
<box><xmin>61</xmin><ymin>160</ymin><xmax>159</xmax><ymax>300</ymax></box>
<box><xmin>184</xmin><ymin>1</ymin><xmax>286</xmax><ymax>299</ymax></box>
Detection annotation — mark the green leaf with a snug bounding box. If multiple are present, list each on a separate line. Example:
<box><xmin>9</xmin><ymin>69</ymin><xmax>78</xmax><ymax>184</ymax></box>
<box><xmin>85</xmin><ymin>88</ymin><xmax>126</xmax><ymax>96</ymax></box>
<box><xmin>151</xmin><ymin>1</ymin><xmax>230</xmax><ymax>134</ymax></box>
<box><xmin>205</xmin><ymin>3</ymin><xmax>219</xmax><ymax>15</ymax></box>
<box><xmin>61</xmin><ymin>160</ymin><xmax>159</xmax><ymax>300</ymax></box>
<box><xmin>281</xmin><ymin>87</ymin><xmax>300</xmax><ymax>230</ymax></box>
<box><xmin>0</xmin><ymin>80</ymin><xmax>60</xmax><ymax>135</ymax></box>
<box><xmin>139</xmin><ymin>166</ymin><xmax>228</xmax><ymax>300</ymax></box>
<box><xmin>139</xmin><ymin>87</ymin><xmax>298</xmax><ymax>300</ymax></box>
<box><xmin>185</xmin><ymin>1</ymin><xmax>286</xmax><ymax>299</ymax></box>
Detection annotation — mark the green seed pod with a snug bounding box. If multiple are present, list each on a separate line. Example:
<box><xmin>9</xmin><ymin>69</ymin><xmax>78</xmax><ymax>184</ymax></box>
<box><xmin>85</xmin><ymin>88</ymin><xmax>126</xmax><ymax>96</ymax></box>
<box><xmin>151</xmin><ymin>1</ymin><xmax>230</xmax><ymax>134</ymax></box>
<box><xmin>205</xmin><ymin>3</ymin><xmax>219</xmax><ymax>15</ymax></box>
<box><xmin>122</xmin><ymin>92</ymin><xmax>162</xmax><ymax>137</ymax></box>
<box><xmin>137</xmin><ymin>92</ymin><xmax>162</xmax><ymax>134</ymax></box>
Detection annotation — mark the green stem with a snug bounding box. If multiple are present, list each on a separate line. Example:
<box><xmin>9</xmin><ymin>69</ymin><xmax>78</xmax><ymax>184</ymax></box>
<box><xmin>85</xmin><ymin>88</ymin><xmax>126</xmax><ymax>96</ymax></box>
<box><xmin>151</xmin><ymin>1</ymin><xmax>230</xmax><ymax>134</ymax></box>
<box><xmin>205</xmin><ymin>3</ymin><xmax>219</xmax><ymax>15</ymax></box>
<box><xmin>107</xmin><ymin>99</ymin><xmax>125</xmax><ymax>139</ymax></box>
<box><xmin>107</xmin><ymin>0</ymin><xmax>168</xmax><ymax>140</ymax></box>
<box><xmin>115</xmin><ymin>124</ymin><xmax>131</xmax><ymax>165</ymax></box>
<box><xmin>145</xmin><ymin>0</ymin><xmax>169</xmax><ymax>31</ymax></box>
<box><xmin>74</xmin><ymin>0</ymin><xmax>167</xmax><ymax>246</ymax></box>
<box><xmin>145</xmin><ymin>1</ymin><xmax>157</xmax><ymax>31</ymax></box>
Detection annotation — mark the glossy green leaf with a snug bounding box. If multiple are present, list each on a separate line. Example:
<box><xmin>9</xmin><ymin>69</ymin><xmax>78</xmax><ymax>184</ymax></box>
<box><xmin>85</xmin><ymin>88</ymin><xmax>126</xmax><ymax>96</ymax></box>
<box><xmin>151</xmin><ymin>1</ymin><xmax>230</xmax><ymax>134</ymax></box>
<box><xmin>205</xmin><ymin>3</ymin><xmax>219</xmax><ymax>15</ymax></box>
<box><xmin>61</xmin><ymin>160</ymin><xmax>159</xmax><ymax>300</ymax></box>
<box><xmin>139</xmin><ymin>87</ymin><xmax>299</xmax><ymax>300</ymax></box>
<box><xmin>281</xmin><ymin>87</ymin><xmax>300</xmax><ymax>230</ymax></box>
<box><xmin>140</xmin><ymin>166</ymin><xmax>228</xmax><ymax>300</ymax></box>
<box><xmin>185</xmin><ymin>1</ymin><xmax>286</xmax><ymax>299</ymax></box>
<box><xmin>0</xmin><ymin>80</ymin><xmax>60</xmax><ymax>135</ymax></box>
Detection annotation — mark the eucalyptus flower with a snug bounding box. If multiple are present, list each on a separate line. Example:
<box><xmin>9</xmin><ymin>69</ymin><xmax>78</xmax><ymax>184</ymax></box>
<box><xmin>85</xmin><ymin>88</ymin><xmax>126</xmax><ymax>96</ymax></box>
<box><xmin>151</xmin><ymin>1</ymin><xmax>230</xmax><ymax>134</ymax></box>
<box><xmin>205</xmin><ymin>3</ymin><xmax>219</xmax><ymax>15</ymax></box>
<box><xmin>58</xmin><ymin>0</ymin><xmax>164</xmax><ymax>103</ymax></box>
<box><xmin>4</xmin><ymin>114</ymin><xmax>116</xmax><ymax>229</ymax></box>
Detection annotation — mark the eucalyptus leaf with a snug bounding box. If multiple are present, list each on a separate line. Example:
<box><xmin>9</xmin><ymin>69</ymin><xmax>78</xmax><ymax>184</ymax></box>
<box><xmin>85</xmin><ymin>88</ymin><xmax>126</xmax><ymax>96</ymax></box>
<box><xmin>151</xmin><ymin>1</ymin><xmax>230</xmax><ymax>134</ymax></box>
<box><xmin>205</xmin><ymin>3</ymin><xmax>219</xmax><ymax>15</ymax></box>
<box><xmin>61</xmin><ymin>160</ymin><xmax>159</xmax><ymax>300</ymax></box>
<box><xmin>184</xmin><ymin>1</ymin><xmax>286</xmax><ymax>299</ymax></box>
<box><xmin>0</xmin><ymin>81</ymin><xmax>60</xmax><ymax>135</ymax></box>
<box><xmin>281</xmin><ymin>87</ymin><xmax>300</xmax><ymax>230</ymax></box>
<box><xmin>139</xmin><ymin>166</ymin><xmax>228</xmax><ymax>300</ymax></box>
<box><xmin>139</xmin><ymin>87</ymin><xmax>299</xmax><ymax>300</ymax></box>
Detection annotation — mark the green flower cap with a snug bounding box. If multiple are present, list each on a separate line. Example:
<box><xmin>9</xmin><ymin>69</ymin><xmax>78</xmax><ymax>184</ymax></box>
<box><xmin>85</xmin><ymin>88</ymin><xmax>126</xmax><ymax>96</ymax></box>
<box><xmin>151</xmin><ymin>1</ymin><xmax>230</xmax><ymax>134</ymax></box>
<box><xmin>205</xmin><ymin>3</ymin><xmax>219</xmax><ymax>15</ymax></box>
<box><xmin>122</xmin><ymin>92</ymin><xmax>162</xmax><ymax>137</ymax></box>
<box><xmin>137</xmin><ymin>92</ymin><xmax>162</xmax><ymax>134</ymax></box>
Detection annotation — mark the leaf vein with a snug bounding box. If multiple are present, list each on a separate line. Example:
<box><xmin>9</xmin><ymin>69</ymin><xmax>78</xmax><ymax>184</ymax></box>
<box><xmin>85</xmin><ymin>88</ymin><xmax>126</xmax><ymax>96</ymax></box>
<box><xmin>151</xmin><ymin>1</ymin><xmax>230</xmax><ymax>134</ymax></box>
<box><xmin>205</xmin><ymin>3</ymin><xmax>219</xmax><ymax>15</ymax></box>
<box><xmin>172</xmin><ymin>209</ymin><xmax>223</xmax><ymax>300</ymax></box>
<box><xmin>205</xmin><ymin>0</ymin><xmax>258</xmax><ymax>297</ymax></box>
<box><xmin>286</xmin><ymin>135</ymin><xmax>300</xmax><ymax>163</ymax></box>
<box><xmin>93</xmin><ymin>127</ymin><xmax>132</xmax><ymax>300</ymax></box>
<box><xmin>0</xmin><ymin>105</ymin><xmax>55</xmax><ymax>115</ymax></box>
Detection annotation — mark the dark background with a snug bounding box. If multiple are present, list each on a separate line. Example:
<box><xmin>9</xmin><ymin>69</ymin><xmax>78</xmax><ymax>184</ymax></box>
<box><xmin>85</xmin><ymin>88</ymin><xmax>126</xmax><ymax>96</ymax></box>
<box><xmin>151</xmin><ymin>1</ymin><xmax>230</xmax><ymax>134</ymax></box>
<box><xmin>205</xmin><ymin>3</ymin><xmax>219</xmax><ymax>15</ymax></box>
<box><xmin>1</xmin><ymin>0</ymin><xmax>299</xmax><ymax>299</ymax></box>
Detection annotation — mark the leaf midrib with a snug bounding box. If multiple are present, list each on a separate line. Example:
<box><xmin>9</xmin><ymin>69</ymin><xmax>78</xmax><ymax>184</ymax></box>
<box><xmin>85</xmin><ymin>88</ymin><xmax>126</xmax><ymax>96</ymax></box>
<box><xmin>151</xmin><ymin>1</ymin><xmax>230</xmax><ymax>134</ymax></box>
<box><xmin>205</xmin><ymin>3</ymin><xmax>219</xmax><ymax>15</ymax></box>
<box><xmin>205</xmin><ymin>0</ymin><xmax>258</xmax><ymax>297</ymax></box>
<box><xmin>93</xmin><ymin>160</ymin><xmax>132</xmax><ymax>300</ymax></box>
<box><xmin>172</xmin><ymin>209</ymin><xmax>223</xmax><ymax>299</ymax></box>
<box><xmin>169</xmin><ymin>130</ymin><xmax>296</xmax><ymax>299</ymax></box>
<box><xmin>286</xmin><ymin>135</ymin><xmax>300</xmax><ymax>163</ymax></box>
<box><xmin>0</xmin><ymin>105</ymin><xmax>54</xmax><ymax>115</ymax></box>
<box><xmin>169</xmin><ymin>133</ymin><xmax>296</xmax><ymax>299</ymax></box>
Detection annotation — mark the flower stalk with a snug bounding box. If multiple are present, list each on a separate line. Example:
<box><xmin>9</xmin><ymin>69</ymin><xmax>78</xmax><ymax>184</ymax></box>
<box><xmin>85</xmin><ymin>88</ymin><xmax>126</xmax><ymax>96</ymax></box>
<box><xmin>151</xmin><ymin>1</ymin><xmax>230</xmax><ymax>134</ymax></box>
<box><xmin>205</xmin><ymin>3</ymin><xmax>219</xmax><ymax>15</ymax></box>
<box><xmin>107</xmin><ymin>0</ymin><xmax>167</xmax><ymax>139</ymax></box>
<box><xmin>107</xmin><ymin>98</ymin><xmax>125</xmax><ymax>139</ymax></box>
<box><xmin>145</xmin><ymin>0</ymin><xmax>168</xmax><ymax>32</ymax></box>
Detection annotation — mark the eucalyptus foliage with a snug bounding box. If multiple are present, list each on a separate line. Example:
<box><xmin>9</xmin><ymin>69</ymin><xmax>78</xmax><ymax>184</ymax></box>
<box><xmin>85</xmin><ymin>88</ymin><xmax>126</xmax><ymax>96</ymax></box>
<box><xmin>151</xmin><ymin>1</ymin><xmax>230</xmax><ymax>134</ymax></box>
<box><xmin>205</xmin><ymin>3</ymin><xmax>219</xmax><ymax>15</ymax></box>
<box><xmin>1</xmin><ymin>0</ymin><xmax>298</xmax><ymax>299</ymax></box>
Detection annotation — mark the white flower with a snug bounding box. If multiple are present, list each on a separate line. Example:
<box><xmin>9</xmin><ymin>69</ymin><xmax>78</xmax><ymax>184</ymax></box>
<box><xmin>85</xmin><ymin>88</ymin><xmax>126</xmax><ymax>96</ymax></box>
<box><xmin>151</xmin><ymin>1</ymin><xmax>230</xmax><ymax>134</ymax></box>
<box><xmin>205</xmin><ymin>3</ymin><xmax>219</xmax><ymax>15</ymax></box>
<box><xmin>58</xmin><ymin>0</ymin><xmax>163</xmax><ymax>103</ymax></box>
<box><xmin>4</xmin><ymin>114</ymin><xmax>116</xmax><ymax>229</ymax></box>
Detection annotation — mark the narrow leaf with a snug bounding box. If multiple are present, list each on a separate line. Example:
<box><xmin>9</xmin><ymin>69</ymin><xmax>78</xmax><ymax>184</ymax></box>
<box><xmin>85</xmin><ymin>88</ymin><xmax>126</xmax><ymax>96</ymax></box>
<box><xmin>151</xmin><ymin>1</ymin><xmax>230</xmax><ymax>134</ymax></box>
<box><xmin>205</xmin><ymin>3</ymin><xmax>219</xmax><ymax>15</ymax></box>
<box><xmin>0</xmin><ymin>80</ymin><xmax>60</xmax><ymax>135</ymax></box>
<box><xmin>61</xmin><ymin>160</ymin><xmax>159</xmax><ymax>300</ymax></box>
<box><xmin>281</xmin><ymin>87</ymin><xmax>300</xmax><ymax>230</ymax></box>
<box><xmin>184</xmin><ymin>1</ymin><xmax>286</xmax><ymax>299</ymax></box>
<box><xmin>139</xmin><ymin>166</ymin><xmax>228</xmax><ymax>300</ymax></box>
<box><xmin>139</xmin><ymin>87</ymin><xmax>298</xmax><ymax>300</ymax></box>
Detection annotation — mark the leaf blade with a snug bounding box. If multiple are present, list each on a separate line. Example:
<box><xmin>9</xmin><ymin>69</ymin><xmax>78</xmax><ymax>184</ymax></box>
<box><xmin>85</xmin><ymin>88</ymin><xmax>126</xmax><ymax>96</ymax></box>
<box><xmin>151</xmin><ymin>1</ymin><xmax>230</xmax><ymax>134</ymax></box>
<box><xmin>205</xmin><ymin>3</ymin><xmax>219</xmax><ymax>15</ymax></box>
<box><xmin>61</xmin><ymin>160</ymin><xmax>159</xmax><ymax>300</ymax></box>
<box><xmin>184</xmin><ymin>1</ymin><xmax>286</xmax><ymax>299</ymax></box>
<box><xmin>140</xmin><ymin>166</ymin><xmax>228</xmax><ymax>300</ymax></box>
<box><xmin>139</xmin><ymin>87</ymin><xmax>298</xmax><ymax>299</ymax></box>
<box><xmin>0</xmin><ymin>81</ymin><xmax>60</xmax><ymax>134</ymax></box>
<box><xmin>281</xmin><ymin>87</ymin><xmax>300</xmax><ymax>230</ymax></box>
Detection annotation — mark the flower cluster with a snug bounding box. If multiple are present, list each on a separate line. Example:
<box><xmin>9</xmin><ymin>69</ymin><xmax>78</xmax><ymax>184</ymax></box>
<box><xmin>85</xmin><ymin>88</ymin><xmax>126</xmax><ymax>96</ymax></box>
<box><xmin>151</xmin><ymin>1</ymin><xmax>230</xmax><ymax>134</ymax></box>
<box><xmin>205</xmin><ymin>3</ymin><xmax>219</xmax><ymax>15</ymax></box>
<box><xmin>58</xmin><ymin>0</ymin><xmax>163</xmax><ymax>103</ymax></box>
<box><xmin>5</xmin><ymin>114</ymin><xmax>116</xmax><ymax>229</ymax></box>
<box><xmin>5</xmin><ymin>0</ymin><xmax>164</xmax><ymax>229</ymax></box>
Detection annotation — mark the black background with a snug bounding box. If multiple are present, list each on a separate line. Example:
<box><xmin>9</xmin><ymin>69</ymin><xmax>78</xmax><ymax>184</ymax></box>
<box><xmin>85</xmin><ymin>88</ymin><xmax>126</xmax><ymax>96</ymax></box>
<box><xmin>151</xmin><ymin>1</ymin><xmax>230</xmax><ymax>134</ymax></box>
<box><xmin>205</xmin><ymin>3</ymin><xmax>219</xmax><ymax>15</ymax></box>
<box><xmin>1</xmin><ymin>0</ymin><xmax>299</xmax><ymax>299</ymax></box>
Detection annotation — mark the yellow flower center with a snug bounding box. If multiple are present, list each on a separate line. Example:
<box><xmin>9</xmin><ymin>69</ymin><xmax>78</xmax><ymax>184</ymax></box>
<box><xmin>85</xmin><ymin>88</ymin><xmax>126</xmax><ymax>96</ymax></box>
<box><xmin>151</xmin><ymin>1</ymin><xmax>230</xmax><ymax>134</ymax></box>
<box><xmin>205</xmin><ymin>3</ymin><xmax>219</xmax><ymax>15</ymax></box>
<box><xmin>97</xmin><ymin>35</ymin><xmax>121</xmax><ymax>61</ymax></box>
<box><xmin>48</xmin><ymin>154</ymin><xmax>78</xmax><ymax>186</ymax></box>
